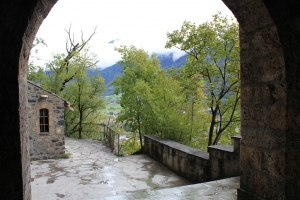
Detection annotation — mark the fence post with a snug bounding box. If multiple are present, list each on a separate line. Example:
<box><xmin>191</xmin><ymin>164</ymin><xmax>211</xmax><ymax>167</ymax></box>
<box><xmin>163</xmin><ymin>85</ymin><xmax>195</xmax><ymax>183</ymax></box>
<box><xmin>102</xmin><ymin>124</ymin><xmax>121</xmax><ymax>156</ymax></box>
<box><xmin>102</xmin><ymin>125</ymin><xmax>104</xmax><ymax>140</ymax></box>
<box><xmin>118</xmin><ymin>133</ymin><xmax>120</xmax><ymax>156</ymax></box>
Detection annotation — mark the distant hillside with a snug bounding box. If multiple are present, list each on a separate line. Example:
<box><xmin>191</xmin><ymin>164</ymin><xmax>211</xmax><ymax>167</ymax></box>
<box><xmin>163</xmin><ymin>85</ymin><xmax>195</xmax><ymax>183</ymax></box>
<box><xmin>96</xmin><ymin>53</ymin><xmax>187</xmax><ymax>95</ymax></box>
<box><xmin>158</xmin><ymin>53</ymin><xmax>187</xmax><ymax>69</ymax></box>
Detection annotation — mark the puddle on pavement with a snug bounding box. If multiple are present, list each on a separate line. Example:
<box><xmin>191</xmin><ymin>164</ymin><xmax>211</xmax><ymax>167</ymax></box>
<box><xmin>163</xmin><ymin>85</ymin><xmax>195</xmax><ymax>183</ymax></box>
<box><xmin>79</xmin><ymin>173</ymin><xmax>114</xmax><ymax>187</ymax></box>
<box><xmin>140</xmin><ymin>160</ymin><xmax>190</xmax><ymax>189</ymax></box>
<box><xmin>90</xmin><ymin>173</ymin><xmax>102</xmax><ymax>179</ymax></box>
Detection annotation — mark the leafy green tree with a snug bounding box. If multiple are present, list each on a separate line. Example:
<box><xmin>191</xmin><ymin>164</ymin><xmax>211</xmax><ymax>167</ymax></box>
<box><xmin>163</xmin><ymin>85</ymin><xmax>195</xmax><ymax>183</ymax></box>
<box><xmin>166</xmin><ymin>67</ymin><xmax>210</xmax><ymax>150</ymax></box>
<box><xmin>39</xmin><ymin>26</ymin><xmax>97</xmax><ymax>94</ymax></box>
<box><xmin>113</xmin><ymin>46</ymin><xmax>202</xmax><ymax>149</ymax></box>
<box><xmin>113</xmin><ymin>46</ymin><xmax>161</xmax><ymax>150</ymax></box>
<box><xmin>63</xmin><ymin>51</ymin><xmax>105</xmax><ymax>138</ymax></box>
<box><xmin>166</xmin><ymin>13</ymin><xmax>240</xmax><ymax>148</ymax></box>
<box><xmin>29</xmin><ymin>28</ymin><xmax>105</xmax><ymax>139</ymax></box>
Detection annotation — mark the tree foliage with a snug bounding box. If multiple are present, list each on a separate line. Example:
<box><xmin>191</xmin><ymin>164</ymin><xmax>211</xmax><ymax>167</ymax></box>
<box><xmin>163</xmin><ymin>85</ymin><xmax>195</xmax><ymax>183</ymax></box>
<box><xmin>113</xmin><ymin>14</ymin><xmax>240</xmax><ymax>151</ymax></box>
<box><xmin>113</xmin><ymin>46</ymin><xmax>161</xmax><ymax>150</ymax></box>
<box><xmin>28</xmin><ymin>28</ymin><xmax>105</xmax><ymax>139</ymax></box>
<box><xmin>166</xmin><ymin>13</ymin><xmax>240</xmax><ymax>147</ymax></box>
<box><xmin>112</xmin><ymin>46</ymin><xmax>208</xmax><ymax>149</ymax></box>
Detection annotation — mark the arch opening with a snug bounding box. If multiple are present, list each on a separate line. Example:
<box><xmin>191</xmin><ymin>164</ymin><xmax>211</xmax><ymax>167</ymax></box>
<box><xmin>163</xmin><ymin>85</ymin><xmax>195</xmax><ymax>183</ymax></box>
<box><xmin>0</xmin><ymin>1</ymin><xmax>299</xmax><ymax>200</ymax></box>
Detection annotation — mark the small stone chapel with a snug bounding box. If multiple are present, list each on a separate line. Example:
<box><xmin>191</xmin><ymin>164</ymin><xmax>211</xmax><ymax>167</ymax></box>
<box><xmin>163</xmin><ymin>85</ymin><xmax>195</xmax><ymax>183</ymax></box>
<box><xmin>27</xmin><ymin>81</ymin><xmax>73</xmax><ymax>159</ymax></box>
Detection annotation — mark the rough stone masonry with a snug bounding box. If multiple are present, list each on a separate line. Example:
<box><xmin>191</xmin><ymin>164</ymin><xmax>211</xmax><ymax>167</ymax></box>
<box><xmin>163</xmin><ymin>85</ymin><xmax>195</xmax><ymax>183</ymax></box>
<box><xmin>27</xmin><ymin>81</ymin><xmax>65</xmax><ymax>159</ymax></box>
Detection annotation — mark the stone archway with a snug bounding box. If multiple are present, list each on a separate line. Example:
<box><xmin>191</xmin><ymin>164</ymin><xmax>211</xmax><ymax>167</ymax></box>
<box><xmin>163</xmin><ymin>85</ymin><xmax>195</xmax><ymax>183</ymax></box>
<box><xmin>0</xmin><ymin>0</ymin><xmax>299</xmax><ymax>199</ymax></box>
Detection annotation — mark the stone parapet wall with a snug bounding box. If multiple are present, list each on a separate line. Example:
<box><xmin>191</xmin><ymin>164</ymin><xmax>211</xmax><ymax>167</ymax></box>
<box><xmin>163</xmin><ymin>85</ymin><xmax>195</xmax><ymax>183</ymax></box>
<box><xmin>144</xmin><ymin>135</ymin><xmax>241</xmax><ymax>183</ymax></box>
<box><xmin>27</xmin><ymin>82</ymin><xmax>65</xmax><ymax>159</ymax></box>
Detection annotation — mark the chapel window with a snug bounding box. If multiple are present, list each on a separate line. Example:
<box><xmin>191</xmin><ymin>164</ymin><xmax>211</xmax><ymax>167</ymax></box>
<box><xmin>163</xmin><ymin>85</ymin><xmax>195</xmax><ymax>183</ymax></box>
<box><xmin>39</xmin><ymin>109</ymin><xmax>49</xmax><ymax>133</ymax></box>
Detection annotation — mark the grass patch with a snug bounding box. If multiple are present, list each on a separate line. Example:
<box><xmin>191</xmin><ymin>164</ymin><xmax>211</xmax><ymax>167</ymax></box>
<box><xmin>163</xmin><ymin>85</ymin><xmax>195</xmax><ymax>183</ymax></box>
<box><xmin>54</xmin><ymin>153</ymin><xmax>71</xmax><ymax>159</ymax></box>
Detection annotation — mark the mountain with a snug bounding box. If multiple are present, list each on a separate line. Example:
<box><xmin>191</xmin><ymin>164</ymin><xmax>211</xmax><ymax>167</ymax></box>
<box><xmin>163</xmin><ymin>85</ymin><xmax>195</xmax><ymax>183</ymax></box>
<box><xmin>158</xmin><ymin>53</ymin><xmax>187</xmax><ymax>69</ymax></box>
<box><xmin>96</xmin><ymin>53</ymin><xmax>187</xmax><ymax>95</ymax></box>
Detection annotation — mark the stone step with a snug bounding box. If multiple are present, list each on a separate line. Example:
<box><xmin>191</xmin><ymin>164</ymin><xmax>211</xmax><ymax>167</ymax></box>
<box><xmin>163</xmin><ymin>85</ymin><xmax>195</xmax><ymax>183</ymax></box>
<box><xmin>104</xmin><ymin>177</ymin><xmax>239</xmax><ymax>200</ymax></box>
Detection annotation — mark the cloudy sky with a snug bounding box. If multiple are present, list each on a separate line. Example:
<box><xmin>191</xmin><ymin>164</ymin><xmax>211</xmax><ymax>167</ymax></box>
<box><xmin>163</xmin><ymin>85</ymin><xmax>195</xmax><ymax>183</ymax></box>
<box><xmin>35</xmin><ymin>0</ymin><xmax>234</xmax><ymax>69</ymax></box>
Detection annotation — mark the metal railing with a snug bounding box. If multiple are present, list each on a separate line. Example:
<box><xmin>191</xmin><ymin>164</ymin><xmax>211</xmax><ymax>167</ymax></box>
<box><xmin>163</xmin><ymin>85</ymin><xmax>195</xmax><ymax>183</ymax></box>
<box><xmin>68</xmin><ymin>123</ymin><xmax>104</xmax><ymax>140</ymax></box>
<box><xmin>65</xmin><ymin>122</ymin><xmax>121</xmax><ymax>156</ymax></box>
<box><xmin>102</xmin><ymin>124</ymin><xmax>121</xmax><ymax>156</ymax></box>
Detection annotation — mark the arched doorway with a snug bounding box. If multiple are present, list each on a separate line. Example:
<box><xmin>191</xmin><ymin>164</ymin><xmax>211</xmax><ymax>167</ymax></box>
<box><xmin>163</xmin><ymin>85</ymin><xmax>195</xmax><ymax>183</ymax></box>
<box><xmin>0</xmin><ymin>1</ymin><xmax>299</xmax><ymax>199</ymax></box>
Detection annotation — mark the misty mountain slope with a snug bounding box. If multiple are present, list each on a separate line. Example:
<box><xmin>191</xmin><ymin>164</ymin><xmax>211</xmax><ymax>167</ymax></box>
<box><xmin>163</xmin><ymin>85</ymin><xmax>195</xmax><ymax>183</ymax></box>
<box><xmin>99</xmin><ymin>53</ymin><xmax>187</xmax><ymax>87</ymax></box>
<box><xmin>87</xmin><ymin>53</ymin><xmax>187</xmax><ymax>95</ymax></box>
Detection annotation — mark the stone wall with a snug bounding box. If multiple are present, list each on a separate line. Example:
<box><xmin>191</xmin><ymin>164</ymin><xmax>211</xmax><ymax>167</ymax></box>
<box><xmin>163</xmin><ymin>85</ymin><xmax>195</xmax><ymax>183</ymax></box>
<box><xmin>0</xmin><ymin>1</ymin><xmax>299</xmax><ymax>199</ymax></box>
<box><xmin>27</xmin><ymin>81</ymin><xmax>65</xmax><ymax>159</ymax></box>
<box><xmin>144</xmin><ymin>135</ymin><xmax>241</xmax><ymax>183</ymax></box>
<box><xmin>223</xmin><ymin>1</ymin><xmax>300</xmax><ymax>199</ymax></box>
<box><xmin>0</xmin><ymin>1</ymin><xmax>58</xmax><ymax>198</ymax></box>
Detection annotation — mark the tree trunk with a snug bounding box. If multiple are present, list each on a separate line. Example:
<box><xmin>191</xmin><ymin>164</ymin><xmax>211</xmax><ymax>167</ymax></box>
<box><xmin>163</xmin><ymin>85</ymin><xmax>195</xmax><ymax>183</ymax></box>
<box><xmin>78</xmin><ymin>112</ymin><xmax>83</xmax><ymax>139</ymax></box>
<box><xmin>189</xmin><ymin>100</ymin><xmax>195</xmax><ymax>144</ymax></box>
<box><xmin>137</xmin><ymin>112</ymin><xmax>143</xmax><ymax>153</ymax></box>
<box><xmin>207</xmin><ymin>107</ymin><xmax>218</xmax><ymax>150</ymax></box>
<box><xmin>213</xmin><ymin>129</ymin><xmax>223</xmax><ymax>145</ymax></box>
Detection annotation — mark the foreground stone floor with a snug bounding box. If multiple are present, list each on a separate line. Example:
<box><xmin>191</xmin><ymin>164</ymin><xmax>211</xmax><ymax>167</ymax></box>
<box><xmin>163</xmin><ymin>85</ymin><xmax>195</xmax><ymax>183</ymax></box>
<box><xmin>31</xmin><ymin>138</ymin><xmax>239</xmax><ymax>199</ymax></box>
<box><xmin>31</xmin><ymin>138</ymin><xmax>190</xmax><ymax>199</ymax></box>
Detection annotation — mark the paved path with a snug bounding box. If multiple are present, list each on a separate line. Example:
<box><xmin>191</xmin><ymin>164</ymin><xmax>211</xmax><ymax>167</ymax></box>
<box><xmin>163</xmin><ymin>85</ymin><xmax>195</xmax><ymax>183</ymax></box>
<box><xmin>31</xmin><ymin>138</ymin><xmax>190</xmax><ymax>200</ymax></box>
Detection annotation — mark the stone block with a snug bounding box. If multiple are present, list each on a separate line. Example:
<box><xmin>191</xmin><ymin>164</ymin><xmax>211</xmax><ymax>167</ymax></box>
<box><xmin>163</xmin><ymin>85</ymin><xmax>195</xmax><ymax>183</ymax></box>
<box><xmin>253</xmin><ymin>85</ymin><xmax>260</xmax><ymax>104</ymax></box>
<box><xmin>52</xmin><ymin>138</ymin><xmax>58</xmax><ymax>142</ymax></box>
<box><xmin>255</xmin><ymin>128</ymin><xmax>285</xmax><ymax>152</ymax></box>
<box><xmin>262</xmin><ymin>151</ymin><xmax>285</xmax><ymax>179</ymax></box>
<box><xmin>287</xmin><ymin>107</ymin><xmax>300</xmax><ymax>131</ymax></box>
<box><xmin>268</xmin><ymin>178</ymin><xmax>285</xmax><ymax>200</ymax></box>
<box><xmin>275</xmin><ymin>82</ymin><xmax>287</xmax><ymax>105</ymax></box>
<box><xmin>240</xmin><ymin>62</ymin><xmax>254</xmax><ymax>84</ymax></box>
<box><xmin>253</xmin><ymin>172</ymin><xmax>268</xmax><ymax>198</ymax></box>
<box><xmin>240</xmin><ymin>127</ymin><xmax>257</xmax><ymax>146</ymax></box>
<box><xmin>231</xmin><ymin>135</ymin><xmax>241</xmax><ymax>148</ymax></box>
<box><xmin>242</xmin><ymin>106</ymin><xmax>268</xmax><ymax>127</ymax></box>
<box><xmin>252</xmin><ymin>27</ymin><xmax>282</xmax><ymax>57</ymax></box>
<box><xmin>240</xmin><ymin>169</ymin><xmax>254</xmax><ymax>192</ymax></box>
<box><xmin>270</xmin><ymin>106</ymin><xmax>287</xmax><ymax>130</ymax></box>
<box><xmin>241</xmin><ymin>85</ymin><xmax>253</xmax><ymax>104</ymax></box>
<box><xmin>178</xmin><ymin>152</ymin><xmax>187</xmax><ymax>174</ymax></box>
<box><xmin>240</xmin><ymin>145</ymin><xmax>262</xmax><ymax>171</ymax></box>
<box><xmin>261</xmin><ymin>85</ymin><xmax>273</xmax><ymax>104</ymax></box>
<box><xmin>232</xmin><ymin>0</ymin><xmax>274</xmax><ymax>33</ymax></box>
<box><xmin>166</xmin><ymin>146</ymin><xmax>173</xmax><ymax>167</ymax></box>
<box><xmin>209</xmin><ymin>145</ymin><xmax>233</xmax><ymax>159</ymax></box>
<box><xmin>286</xmin><ymin>179</ymin><xmax>300</xmax><ymax>200</ymax></box>
<box><xmin>286</xmin><ymin>153</ymin><xmax>300</xmax><ymax>179</ymax></box>
<box><xmin>286</xmin><ymin>130</ymin><xmax>300</xmax><ymax>154</ymax></box>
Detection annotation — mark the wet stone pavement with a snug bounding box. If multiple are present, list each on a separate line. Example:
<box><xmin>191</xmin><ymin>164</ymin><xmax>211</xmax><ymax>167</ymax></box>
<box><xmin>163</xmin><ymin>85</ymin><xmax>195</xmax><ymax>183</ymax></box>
<box><xmin>30</xmin><ymin>138</ymin><xmax>190</xmax><ymax>199</ymax></box>
<box><xmin>31</xmin><ymin>138</ymin><xmax>239</xmax><ymax>200</ymax></box>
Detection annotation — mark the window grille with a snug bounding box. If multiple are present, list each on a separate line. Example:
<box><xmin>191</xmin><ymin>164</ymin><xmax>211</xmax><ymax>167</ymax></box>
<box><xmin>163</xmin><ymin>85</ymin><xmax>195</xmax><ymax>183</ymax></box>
<box><xmin>40</xmin><ymin>109</ymin><xmax>49</xmax><ymax>133</ymax></box>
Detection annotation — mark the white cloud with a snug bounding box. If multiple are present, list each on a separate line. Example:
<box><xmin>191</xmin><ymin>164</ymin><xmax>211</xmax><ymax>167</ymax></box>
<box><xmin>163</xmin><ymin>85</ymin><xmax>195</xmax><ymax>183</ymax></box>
<box><xmin>35</xmin><ymin>0</ymin><xmax>234</xmax><ymax>68</ymax></box>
